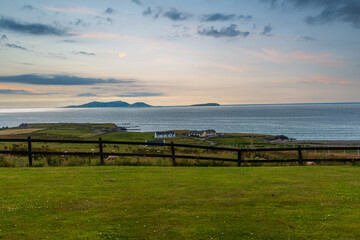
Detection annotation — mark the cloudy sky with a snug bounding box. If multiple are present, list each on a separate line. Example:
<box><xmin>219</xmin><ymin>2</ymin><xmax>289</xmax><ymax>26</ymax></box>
<box><xmin>0</xmin><ymin>0</ymin><xmax>359</xmax><ymax>107</ymax></box>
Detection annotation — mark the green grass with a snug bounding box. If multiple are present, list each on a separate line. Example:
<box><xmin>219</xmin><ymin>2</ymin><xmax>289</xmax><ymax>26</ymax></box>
<box><xmin>0</xmin><ymin>166</ymin><xmax>359</xmax><ymax>239</ymax></box>
<box><xmin>93</xmin><ymin>131</ymin><xmax>155</xmax><ymax>141</ymax></box>
<box><xmin>36</xmin><ymin>129</ymin><xmax>101</xmax><ymax>139</ymax></box>
<box><xmin>24</xmin><ymin>123</ymin><xmax>118</xmax><ymax>129</ymax></box>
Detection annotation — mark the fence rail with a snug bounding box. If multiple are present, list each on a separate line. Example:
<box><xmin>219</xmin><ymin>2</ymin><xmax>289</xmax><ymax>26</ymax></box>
<box><xmin>0</xmin><ymin>137</ymin><xmax>360</xmax><ymax>167</ymax></box>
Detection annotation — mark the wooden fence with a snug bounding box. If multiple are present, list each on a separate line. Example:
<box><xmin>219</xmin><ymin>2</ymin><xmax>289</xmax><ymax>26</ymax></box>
<box><xmin>0</xmin><ymin>137</ymin><xmax>360</xmax><ymax>167</ymax></box>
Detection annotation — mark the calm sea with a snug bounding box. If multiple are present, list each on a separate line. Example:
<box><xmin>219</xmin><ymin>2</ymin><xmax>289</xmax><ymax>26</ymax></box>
<box><xmin>0</xmin><ymin>104</ymin><xmax>360</xmax><ymax>140</ymax></box>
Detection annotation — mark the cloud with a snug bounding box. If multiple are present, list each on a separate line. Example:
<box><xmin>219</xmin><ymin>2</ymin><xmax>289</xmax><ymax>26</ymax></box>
<box><xmin>77</xmin><ymin>32</ymin><xmax>175</xmax><ymax>48</ymax></box>
<box><xmin>197</xmin><ymin>24</ymin><xmax>250</xmax><ymax>38</ymax></box>
<box><xmin>0</xmin><ymin>17</ymin><xmax>70</xmax><ymax>36</ymax></box>
<box><xmin>289</xmin><ymin>51</ymin><xmax>344</xmax><ymax>66</ymax></box>
<box><xmin>238</xmin><ymin>15</ymin><xmax>253</xmax><ymax>21</ymax></box>
<box><xmin>260</xmin><ymin>0</ymin><xmax>360</xmax><ymax>29</ymax></box>
<box><xmin>163</xmin><ymin>8</ymin><xmax>192</xmax><ymax>21</ymax></box>
<box><xmin>131</xmin><ymin>0</ymin><xmax>142</xmax><ymax>6</ymax></box>
<box><xmin>0</xmin><ymin>89</ymin><xmax>52</xmax><ymax>95</ymax></box>
<box><xmin>201</xmin><ymin>13</ymin><xmax>252</xmax><ymax>22</ymax></box>
<box><xmin>104</xmin><ymin>7</ymin><xmax>115</xmax><ymax>15</ymax></box>
<box><xmin>272</xmin><ymin>75</ymin><xmax>354</xmax><ymax>85</ymax></box>
<box><xmin>5</xmin><ymin>43</ymin><xmax>29</xmax><ymax>51</ymax></box>
<box><xmin>116</xmin><ymin>92</ymin><xmax>164</xmax><ymax>97</ymax></box>
<box><xmin>44</xmin><ymin>6</ymin><xmax>97</xmax><ymax>15</ymax></box>
<box><xmin>95</xmin><ymin>16</ymin><xmax>113</xmax><ymax>25</ymax></box>
<box><xmin>118</xmin><ymin>52</ymin><xmax>127</xmax><ymax>58</ymax></box>
<box><xmin>304</xmin><ymin>5</ymin><xmax>360</xmax><ymax>28</ymax></box>
<box><xmin>244</xmin><ymin>48</ymin><xmax>344</xmax><ymax>66</ymax></box>
<box><xmin>45</xmin><ymin>52</ymin><xmax>66</xmax><ymax>59</ymax></box>
<box><xmin>0</xmin><ymin>74</ymin><xmax>135</xmax><ymax>85</ymax></box>
<box><xmin>72</xmin><ymin>51</ymin><xmax>96</xmax><ymax>56</ymax></box>
<box><xmin>1</xmin><ymin>34</ymin><xmax>7</xmax><ymax>40</ymax></box>
<box><xmin>201</xmin><ymin>13</ymin><xmax>236</xmax><ymax>22</ymax></box>
<box><xmin>69</xmin><ymin>19</ymin><xmax>89</xmax><ymax>27</ymax></box>
<box><xmin>142</xmin><ymin>7</ymin><xmax>163</xmax><ymax>19</ymax></box>
<box><xmin>300</xmin><ymin>75</ymin><xmax>354</xmax><ymax>84</ymax></box>
<box><xmin>261</xmin><ymin>24</ymin><xmax>273</xmax><ymax>36</ymax></box>
<box><xmin>23</xmin><ymin>4</ymin><xmax>34</xmax><ymax>10</ymax></box>
<box><xmin>299</xmin><ymin>36</ymin><xmax>316</xmax><ymax>41</ymax></box>
<box><xmin>14</xmin><ymin>62</ymin><xmax>34</xmax><ymax>66</ymax></box>
<box><xmin>62</xmin><ymin>39</ymin><xmax>77</xmax><ymax>43</ymax></box>
<box><xmin>143</xmin><ymin>7</ymin><xmax>152</xmax><ymax>16</ymax></box>
<box><xmin>76</xmin><ymin>92</ymin><xmax>97</xmax><ymax>97</ymax></box>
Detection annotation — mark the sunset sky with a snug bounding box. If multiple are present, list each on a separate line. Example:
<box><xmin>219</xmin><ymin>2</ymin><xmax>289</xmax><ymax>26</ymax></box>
<box><xmin>0</xmin><ymin>0</ymin><xmax>359</xmax><ymax>107</ymax></box>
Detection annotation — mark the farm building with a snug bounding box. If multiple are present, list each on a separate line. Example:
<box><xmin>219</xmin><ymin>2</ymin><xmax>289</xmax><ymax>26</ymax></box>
<box><xmin>145</xmin><ymin>140</ymin><xmax>166</xmax><ymax>147</ymax></box>
<box><xmin>154</xmin><ymin>131</ymin><xmax>176</xmax><ymax>138</ymax></box>
<box><xmin>189</xmin><ymin>129</ymin><xmax>217</xmax><ymax>137</ymax></box>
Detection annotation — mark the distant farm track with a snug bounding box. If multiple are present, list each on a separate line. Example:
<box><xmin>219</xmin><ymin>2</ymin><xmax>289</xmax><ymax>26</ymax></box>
<box><xmin>0</xmin><ymin>128</ymin><xmax>43</xmax><ymax>136</ymax></box>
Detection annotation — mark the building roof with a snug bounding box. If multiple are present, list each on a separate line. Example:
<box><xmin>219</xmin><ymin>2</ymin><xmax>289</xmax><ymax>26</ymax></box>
<box><xmin>189</xmin><ymin>129</ymin><xmax>216</xmax><ymax>134</ymax></box>
<box><xmin>145</xmin><ymin>140</ymin><xmax>166</xmax><ymax>147</ymax></box>
<box><xmin>189</xmin><ymin>130</ymin><xmax>203</xmax><ymax>134</ymax></box>
<box><xmin>205</xmin><ymin>129</ymin><xmax>216</xmax><ymax>133</ymax></box>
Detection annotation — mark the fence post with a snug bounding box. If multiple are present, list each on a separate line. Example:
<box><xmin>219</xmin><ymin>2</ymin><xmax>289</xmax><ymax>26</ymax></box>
<box><xmin>298</xmin><ymin>146</ymin><xmax>303</xmax><ymax>165</ymax></box>
<box><xmin>171</xmin><ymin>141</ymin><xmax>176</xmax><ymax>166</ymax></box>
<box><xmin>237</xmin><ymin>150</ymin><xmax>242</xmax><ymax>167</ymax></box>
<box><xmin>99</xmin><ymin>138</ymin><xmax>104</xmax><ymax>165</ymax></box>
<box><xmin>28</xmin><ymin>136</ymin><xmax>32</xmax><ymax>167</ymax></box>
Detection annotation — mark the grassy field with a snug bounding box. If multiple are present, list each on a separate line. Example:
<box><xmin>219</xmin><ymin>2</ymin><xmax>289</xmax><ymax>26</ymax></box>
<box><xmin>1</xmin><ymin>123</ymin><xmax>359</xmax><ymax>167</ymax></box>
<box><xmin>0</xmin><ymin>166</ymin><xmax>360</xmax><ymax>239</ymax></box>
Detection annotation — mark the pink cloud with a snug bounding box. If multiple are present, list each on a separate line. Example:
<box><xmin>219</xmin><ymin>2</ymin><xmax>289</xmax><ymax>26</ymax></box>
<box><xmin>218</xmin><ymin>64</ymin><xmax>246</xmax><ymax>73</ymax></box>
<box><xmin>312</xmin><ymin>75</ymin><xmax>334</xmax><ymax>84</ymax></box>
<box><xmin>272</xmin><ymin>75</ymin><xmax>354</xmax><ymax>85</ymax></box>
<box><xmin>117</xmin><ymin>52</ymin><xmax>127</xmax><ymax>58</ymax></box>
<box><xmin>337</xmin><ymin>80</ymin><xmax>354</xmax><ymax>84</ymax></box>
<box><xmin>290</xmin><ymin>52</ymin><xmax>344</xmax><ymax>67</ymax></box>
<box><xmin>301</xmin><ymin>75</ymin><xmax>353</xmax><ymax>84</ymax></box>
<box><xmin>0</xmin><ymin>85</ymin><xmax>49</xmax><ymax>94</ymax></box>
<box><xmin>243</xmin><ymin>48</ymin><xmax>344</xmax><ymax>67</ymax></box>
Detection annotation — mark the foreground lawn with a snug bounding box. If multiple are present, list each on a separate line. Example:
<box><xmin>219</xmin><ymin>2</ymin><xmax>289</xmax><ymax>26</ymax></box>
<box><xmin>0</xmin><ymin>166</ymin><xmax>359</xmax><ymax>239</ymax></box>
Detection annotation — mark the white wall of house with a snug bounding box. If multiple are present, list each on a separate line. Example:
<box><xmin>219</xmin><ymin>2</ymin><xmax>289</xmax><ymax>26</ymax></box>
<box><xmin>155</xmin><ymin>132</ymin><xmax>175</xmax><ymax>138</ymax></box>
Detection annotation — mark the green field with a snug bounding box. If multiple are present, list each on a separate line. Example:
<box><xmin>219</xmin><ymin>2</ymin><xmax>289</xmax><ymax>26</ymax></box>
<box><xmin>1</xmin><ymin>123</ymin><xmax>359</xmax><ymax>167</ymax></box>
<box><xmin>1</xmin><ymin>166</ymin><xmax>359</xmax><ymax>239</ymax></box>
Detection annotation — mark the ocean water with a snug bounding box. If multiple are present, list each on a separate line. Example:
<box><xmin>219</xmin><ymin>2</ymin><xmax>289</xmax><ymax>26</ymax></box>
<box><xmin>0</xmin><ymin>104</ymin><xmax>360</xmax><ymax>140</ymax></box>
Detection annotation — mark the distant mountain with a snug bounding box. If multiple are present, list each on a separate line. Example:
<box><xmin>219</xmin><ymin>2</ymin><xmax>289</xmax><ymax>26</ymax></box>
<box><xmin>190</xmin><ymin>103</ymin><xmax>220</xmax><ymax>107</ymax></box>
<box><xmin>65</xmin><ymin>101</ymin><xmax>152</xmax><ymax>108</ymax></box>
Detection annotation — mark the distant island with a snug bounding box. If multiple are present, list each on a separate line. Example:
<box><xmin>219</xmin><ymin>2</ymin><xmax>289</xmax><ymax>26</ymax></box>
<box><xmin>65</xmin><ymin>101</ymin><xmax>221</xmax><ymax>108</ymax></box>
<box><xmin>190</xmin><ymin>103</ymin><xmax>220</xmax><ymax>107</ymax></box>
<box><xmin>65</xmin><ymin>101</ymin><xmax>152</xmax><ymax>108</ymax></box>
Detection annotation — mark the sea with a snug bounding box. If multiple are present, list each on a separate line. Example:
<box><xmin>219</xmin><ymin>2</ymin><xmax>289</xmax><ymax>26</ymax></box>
<box><xmin>0</xmin><ymin>103</ymin><xmax>360</xmax><ymax>140</ymax></box>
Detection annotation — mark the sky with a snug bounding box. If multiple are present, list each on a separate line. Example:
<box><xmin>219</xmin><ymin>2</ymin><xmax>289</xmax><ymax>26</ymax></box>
<box><xmin>0</xmin><ymin>0</ymin><xmax>359</xmax><ymax>107</ymax></box>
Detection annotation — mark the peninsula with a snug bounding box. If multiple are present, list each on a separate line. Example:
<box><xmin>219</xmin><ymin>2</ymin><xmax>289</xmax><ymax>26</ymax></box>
<box><xmin>64</xmin><ymin>101</ymin><xmax>221</xmax><ymax>108</ymax></box>
<box><xmin>190</xmin><ymin>103</ymin><xmax>220</xmax><ymax>107</ymax></box>
<box><xmin>65</xmin><ymin>101</ymin><xmax>152</xmax><ymax>108</ymax></box>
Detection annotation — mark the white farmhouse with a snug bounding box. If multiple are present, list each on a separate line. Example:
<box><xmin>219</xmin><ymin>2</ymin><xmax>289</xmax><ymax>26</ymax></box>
<box><xmin>155</xmin><ymin>131</ymin><xmax>176</xmax><ymax>138</ymax></box>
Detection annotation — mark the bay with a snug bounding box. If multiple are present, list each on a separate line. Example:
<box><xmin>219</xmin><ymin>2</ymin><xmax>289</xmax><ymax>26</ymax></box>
<box><xmin>0</xmin><ymin>103</ymin><xmax>360</xmax><ymax>140</ymax></box>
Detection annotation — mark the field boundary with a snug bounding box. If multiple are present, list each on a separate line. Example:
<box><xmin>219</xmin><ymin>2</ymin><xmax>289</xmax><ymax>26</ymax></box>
<box><xmin>1</xmin><ymin>137</ymin><xmax>360</xmax><ymax>166</ymax></box>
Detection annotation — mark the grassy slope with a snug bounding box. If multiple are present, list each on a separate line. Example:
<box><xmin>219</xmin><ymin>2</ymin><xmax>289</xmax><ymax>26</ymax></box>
<box><xmin>1</xmin><ymin>166</ymin><xmax>359</xmax><ymax>239</ymax></box>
